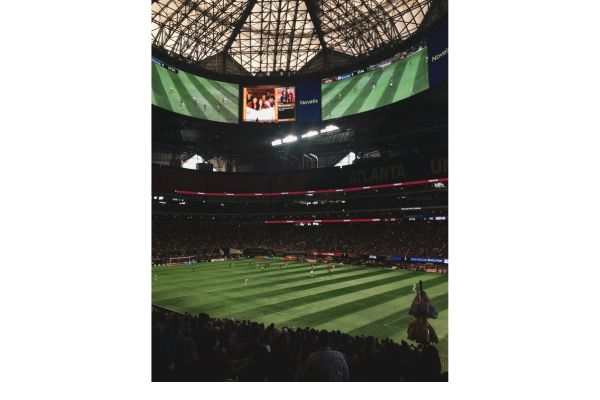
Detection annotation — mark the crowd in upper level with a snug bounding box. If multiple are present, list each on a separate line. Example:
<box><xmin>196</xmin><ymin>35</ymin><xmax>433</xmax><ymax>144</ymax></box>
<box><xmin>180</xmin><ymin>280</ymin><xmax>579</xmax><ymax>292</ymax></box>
<box><xmin>152</xmin><ymin>221</ymin><xmax>447</xmax><ymax>260</ymax></box>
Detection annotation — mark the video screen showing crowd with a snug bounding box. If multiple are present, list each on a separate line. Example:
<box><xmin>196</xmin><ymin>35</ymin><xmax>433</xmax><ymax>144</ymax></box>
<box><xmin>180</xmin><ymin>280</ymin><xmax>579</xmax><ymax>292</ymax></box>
<box><xmin>243</xmin><ymin>86</ymin><xmax>296</xmax><ymax>122</ymax></box>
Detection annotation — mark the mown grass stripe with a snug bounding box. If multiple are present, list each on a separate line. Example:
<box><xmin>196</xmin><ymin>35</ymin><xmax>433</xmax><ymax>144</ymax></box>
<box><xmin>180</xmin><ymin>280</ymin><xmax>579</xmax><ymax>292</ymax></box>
<box><xmin>393</xmin><ymin>51</ymin><xmax>422</xmax><ymax>102</ymax></box>
<box><xmin>333</xmin><ymin>288</ymin><xmax>448</xmax><ymax>335</ymax></box>
<box><xmin>153</xmin><ymin>263</ymin><xmax>314</xmax><ymax>291</ymax></box>
<box><xmin>154</xmin><ymin>65</ymin><xmax>181</xmax><ymax>111</ymax></box>
<box><xmin>151</xmin><ymin>258</ymin><xmax>448</xmax><ymax>359</ymax></box>
<box><xmin>213</xmin><ymin>270</ymin><xmax>429</xmax><ymax>320</ymax></box>
<box><xmin>201</xmin><ymin>78</ymin><xmax>238</xmax><ymax>119</ymax></box>
<box><xmin>375</xmin><ymin>59</ymin><xmax>407</xmax><ymax>109</ymax></box>
<box><xmin>184</xmin><ymin>72</ymin><xmax>236</xmax><ymax>122</ymax></box>
<box><xmin>411</xmin><ymin>50</ymin><xmax>429</xmax><ymax>94</ymax></box>
<box><xmin>202</xmin><ymin>267</ymin><xmax>421</xmax><ymax>309</ymax></box>
<box><xmin>322</xmin><ymin>72</ymin><xmax>373</xmax><ymax>118</ymax></box>
<box><xmin>176</xmin><ymin>73</ymin><xmax>211</xmax><ymax>119</ymax></box>
<box><xmin>346</xmin><ymin>292</ymin><xmax>448</xmax><ymax>354</ymax></box>
<box><xmin>340</xmin><ymin>68</ymin><xmax>386</xmax><ymax>116</ymax></box>
<box><xmin>202</xmin><ymin>76</ymin><xmax>237</xmax><ymax>100</ymax></box>
<box><xmin>279</xmin><ymin>275</ymin><xmax>448</xmax><ymax>328</ymax></box>
<box><xmin>151</xmin><ymin>63</ymin><xmax>170</xmax><ymax>109</ymax></box>
<box><xmin>153</xmin><ymin>265</ymin><xmax>379</xmax><ymax>302</ymax></box>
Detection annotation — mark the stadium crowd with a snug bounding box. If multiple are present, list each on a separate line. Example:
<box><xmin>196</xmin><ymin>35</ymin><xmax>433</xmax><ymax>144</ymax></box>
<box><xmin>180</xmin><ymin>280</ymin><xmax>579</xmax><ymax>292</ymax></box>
<box><xmin>152</xmin><ymin>221</ymin><xmax>447</xmax><ymax>260</ymax></box>
<box><xmin>152</xmin><ymin>307</ymin><xmax>446</xmax><ymax>382</ymax></box>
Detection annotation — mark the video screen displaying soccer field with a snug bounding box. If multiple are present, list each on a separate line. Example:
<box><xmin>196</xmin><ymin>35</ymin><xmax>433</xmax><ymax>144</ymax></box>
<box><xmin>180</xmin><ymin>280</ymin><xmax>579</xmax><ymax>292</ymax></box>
<box><xmin>152</xmin><ymin>58</ymin><xmax>239</xmax><ymax>124</ymax></box>
<box><xmin>321</xmin><ymin>48</ymin><xmax>429</xmax><ymax>120</ymax></box>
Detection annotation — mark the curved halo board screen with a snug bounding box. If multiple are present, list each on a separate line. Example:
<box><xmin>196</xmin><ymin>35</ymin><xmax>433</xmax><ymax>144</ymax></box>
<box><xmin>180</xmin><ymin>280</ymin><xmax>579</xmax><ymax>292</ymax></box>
<box><xmin>321</xmin><ymin>47</ymin><xmax>429</xmax><ymax>121</ymax></box>
<box><xmin>151</xmin><ymin>59</ymin><xmax>239</xmax><ymax>124</ymax></box>
<box><xmin>242</xmin><ymin>86</ymin><xmax>295</xmax><ymax>122</ymax></box>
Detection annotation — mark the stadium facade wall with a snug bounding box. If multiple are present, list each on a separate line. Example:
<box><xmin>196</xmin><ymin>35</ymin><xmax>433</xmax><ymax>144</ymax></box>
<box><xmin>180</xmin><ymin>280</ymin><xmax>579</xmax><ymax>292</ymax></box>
<box><xmin>153</xmin><ymin>150</ymin><xmax>447</xmax><ymax>194</ymax></box>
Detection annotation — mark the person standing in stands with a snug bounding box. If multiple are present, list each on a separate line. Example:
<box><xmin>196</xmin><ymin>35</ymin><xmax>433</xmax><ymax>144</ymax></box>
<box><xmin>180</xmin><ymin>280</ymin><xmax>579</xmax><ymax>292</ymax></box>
<box><xmin>302</xmin><ymin>331</ymin><xmax>349</xmax><ymax>381</ymax></box>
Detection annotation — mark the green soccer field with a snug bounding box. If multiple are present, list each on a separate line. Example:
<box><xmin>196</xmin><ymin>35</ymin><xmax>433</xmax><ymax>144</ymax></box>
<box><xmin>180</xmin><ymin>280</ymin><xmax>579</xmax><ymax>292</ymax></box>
<box><xmin>152</xmin><ymin>258</ymin><xmax>448</xmax><ymax>361</ymax></box>
<box><xmin>151</xmin><ymin>61</ymin><xmax>239</xmax><ymax>123</ymax></box>
<box><xmin>321</xmin><ymin>47</ymin><xmax>429</xmax><ymax>120</ymax></box>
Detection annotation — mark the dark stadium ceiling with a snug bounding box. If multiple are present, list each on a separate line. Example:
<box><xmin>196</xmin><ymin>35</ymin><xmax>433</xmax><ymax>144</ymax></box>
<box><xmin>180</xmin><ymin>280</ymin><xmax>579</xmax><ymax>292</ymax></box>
<box><xmin>151</xmin><ymin>0</ymin><xmax>433</xmax><ymax>76</ymax></box>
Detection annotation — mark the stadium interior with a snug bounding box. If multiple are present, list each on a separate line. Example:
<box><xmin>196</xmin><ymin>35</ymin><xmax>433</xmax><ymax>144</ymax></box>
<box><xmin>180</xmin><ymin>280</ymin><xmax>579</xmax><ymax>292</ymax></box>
<box><xmin>152</xmin><ymin>0</ymin><xmax>448</xmax><ymax>382</ymax></box>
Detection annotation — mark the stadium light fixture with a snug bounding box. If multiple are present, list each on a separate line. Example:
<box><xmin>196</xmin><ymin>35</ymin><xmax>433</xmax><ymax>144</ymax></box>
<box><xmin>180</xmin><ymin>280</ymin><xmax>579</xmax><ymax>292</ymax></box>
<box><xmin>271</xmin><ymin>139</ymin><xmax>282</xmax><ymax>146</ymax></box>
<box><xmin>302</xmin><ymin>130</ymin><xmax>319</xmax><ymax>139</ymax></box>
<box><xmin>282</xmin><ymin>134</ymin><xmax>298</xmax><ymax>144</ymax></box>
<box><xmin>320</xmin><ymin>125</ymin><xmax>339</xmax><ymax>133</ymax></box>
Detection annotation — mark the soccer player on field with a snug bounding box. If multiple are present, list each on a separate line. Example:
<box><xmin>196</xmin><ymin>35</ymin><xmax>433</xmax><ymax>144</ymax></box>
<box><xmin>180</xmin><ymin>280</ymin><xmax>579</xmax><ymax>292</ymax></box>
<box><xmin>244</xmin><ymin>277</ymin><xmax>249</xmax><ymax>287</ymax></box>
<box><xmin>412</xmin><ymin>282</ymin><xmax>417</xmax><ymax>293</ymax></box>
<box><xmin>310</xmin><ymin>270</ymin><xmax>314</xmax><ymax>279</ymax></box>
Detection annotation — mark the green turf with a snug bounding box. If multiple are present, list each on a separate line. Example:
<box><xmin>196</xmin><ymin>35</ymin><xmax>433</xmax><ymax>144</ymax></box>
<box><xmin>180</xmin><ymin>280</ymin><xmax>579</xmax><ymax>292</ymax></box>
<box><xmin>152</xmin><ymin>257</ymin><xmax>448</xmax><ymax>364</ymax></box>
<box><xmin>321</xmin><ymin>47</ymin><xmax>429</xmax><ymax>120</ymax></box>
<box><xmin>151</xmin><ymin>62</ymin><xmax>239</xmax><ymax>123</ymax></box>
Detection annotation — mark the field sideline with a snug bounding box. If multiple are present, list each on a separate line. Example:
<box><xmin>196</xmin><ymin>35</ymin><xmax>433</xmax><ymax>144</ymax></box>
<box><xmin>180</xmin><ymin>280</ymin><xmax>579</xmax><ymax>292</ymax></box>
<box><xmin>152</xmin><ymin>258</ymin><xmax>448</xmax><ymax>359</ymax></box>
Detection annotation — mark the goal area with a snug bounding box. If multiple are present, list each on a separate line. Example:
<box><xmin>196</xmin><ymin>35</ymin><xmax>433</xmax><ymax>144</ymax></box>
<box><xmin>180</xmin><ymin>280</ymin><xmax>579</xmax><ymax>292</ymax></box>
<box><xmin>166</xmin><ymin>256</ymin><xmax>196</xmax><ymax>265</ymax></box>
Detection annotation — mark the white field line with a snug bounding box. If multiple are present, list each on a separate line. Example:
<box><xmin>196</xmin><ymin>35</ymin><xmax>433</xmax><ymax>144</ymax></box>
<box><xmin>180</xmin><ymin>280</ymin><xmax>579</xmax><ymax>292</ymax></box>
<box><xmin>383</xmin><ymin>314</ymin><xmax>410</xmax><ymax>327</ymax></box>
